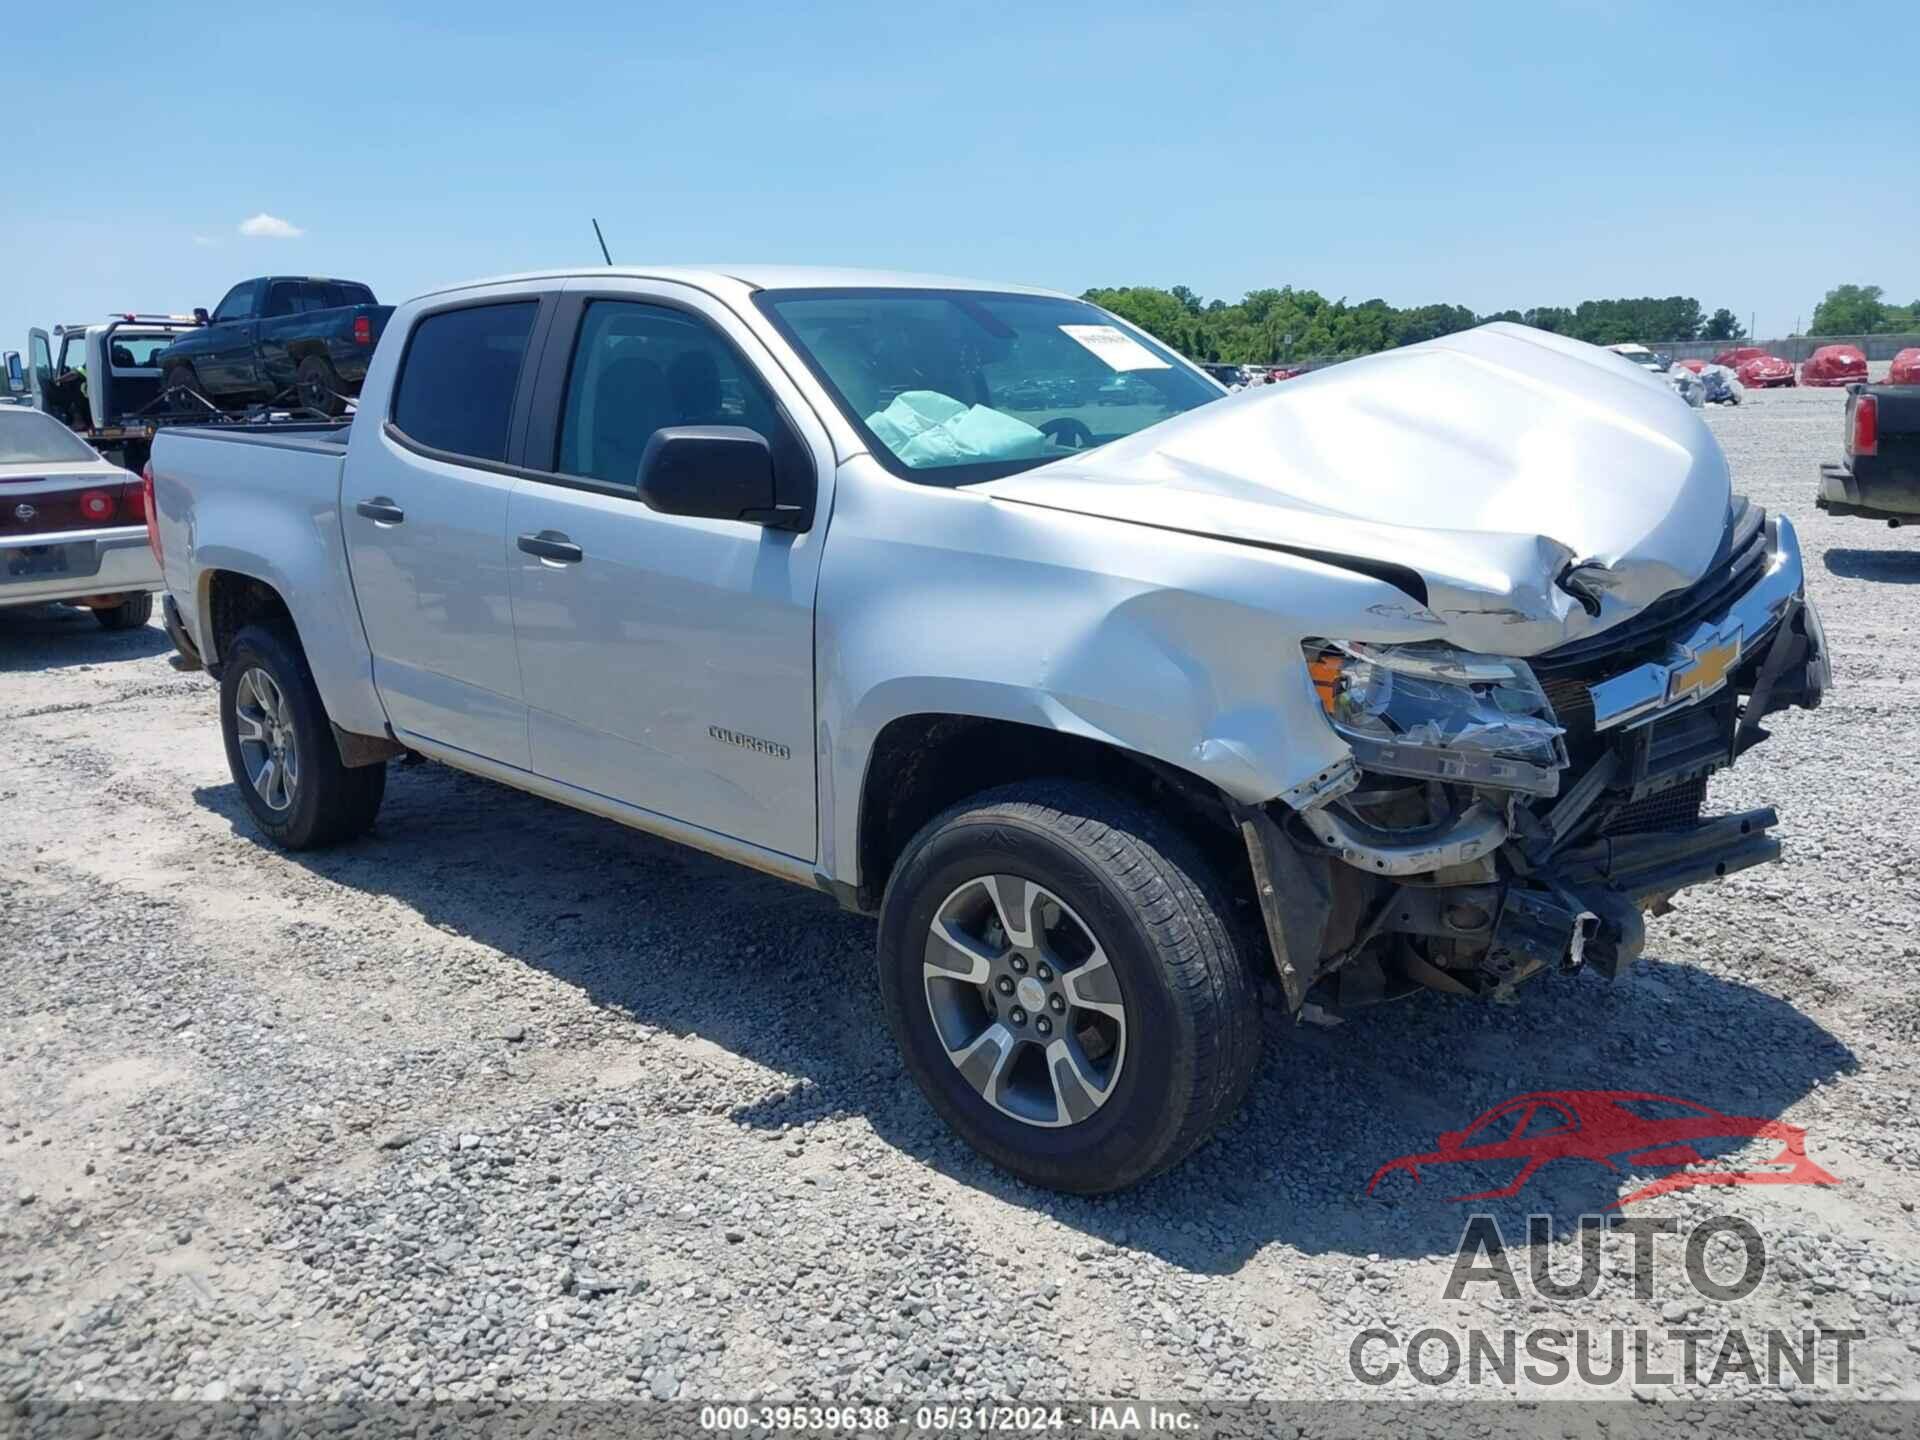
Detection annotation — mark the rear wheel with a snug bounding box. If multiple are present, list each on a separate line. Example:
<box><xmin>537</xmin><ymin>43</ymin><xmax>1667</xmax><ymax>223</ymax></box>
<box><xmin>93</xmin><ymin>592</ymin><xmax>154</xmax><ymax>630</ymax></box>
<box><xmin>296</xmin><ymin>356</ymin><xmax>346</xmax><ymax>416</ymax></box>
<box><xmin>878</xmin><ymin>780</ymin><xmax>1262</xmax><ymax>1193</ymax></box>
<box><xmin>219</xmin><ymin>623</ymin><xmax>385</xmax><ymax>849</ymax></box>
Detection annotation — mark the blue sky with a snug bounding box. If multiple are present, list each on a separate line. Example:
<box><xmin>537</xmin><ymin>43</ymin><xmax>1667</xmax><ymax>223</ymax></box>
<box><xmin>5</xmin><ymin>1</ymin><xmax>1913</xmax><ymax>354</ymax></box>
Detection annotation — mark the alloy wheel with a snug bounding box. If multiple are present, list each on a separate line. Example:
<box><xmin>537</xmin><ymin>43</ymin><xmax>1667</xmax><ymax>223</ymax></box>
<box><xmin>922</xmin><ymin>874</ymin><xmax>1128</xmax><ymax>1127</ymax></box>
<box><xmin>233</xmin><ymin>666</ymin><xmax>299</xmax><ymax>812</ymax></box>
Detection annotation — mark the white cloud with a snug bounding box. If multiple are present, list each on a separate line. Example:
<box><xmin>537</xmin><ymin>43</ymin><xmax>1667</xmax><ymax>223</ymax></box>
<box><xmin>238</xmin><ymin>212</ymin><xmax>304</xmax><ymax>240</ymax></box>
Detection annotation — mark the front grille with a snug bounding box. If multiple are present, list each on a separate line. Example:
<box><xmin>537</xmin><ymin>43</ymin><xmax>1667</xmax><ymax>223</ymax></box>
<box><xmin>1603</xmin><ymin>776</ymin><xmax>1707</xmax><ymax>835</ymax></box>
<box><xmin>1531</xmin><ymin>498</ymin><xmax>1768</xmax><ymax>680</ymax></box>
<box><xmin>1541</xmin><ymin>675</ymin><xmax>1599</xmax><ymax>766</ymax></box>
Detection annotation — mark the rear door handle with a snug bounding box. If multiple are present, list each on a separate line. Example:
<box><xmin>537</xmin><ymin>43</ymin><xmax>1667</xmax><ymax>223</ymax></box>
<box><xmin>517</xmin><ymin>531</ymin><xmax>583</xmax><ymax>564</ymax></box>
<box><xmin>356</xmin><ymin>498</ymin><xmax>405</xmax><ymax>525</ymax></box>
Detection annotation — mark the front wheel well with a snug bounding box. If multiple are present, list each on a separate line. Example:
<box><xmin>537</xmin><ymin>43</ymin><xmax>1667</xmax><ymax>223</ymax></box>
<box><xmin>854</xmin><ymin>715</ymin><xmax>1252</xmax><ymax>916</ymax></box>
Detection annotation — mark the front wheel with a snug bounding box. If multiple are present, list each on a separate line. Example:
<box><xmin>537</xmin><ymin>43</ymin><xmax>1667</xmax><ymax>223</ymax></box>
<box><xmin>219</xmin><ymin>623</ymin><xmax>385</xmax><ymax>849</ymax></box>
<box><xmin>164</xmin><ymin>366</ymin><xmax>200</xmax><ymax>410</ymax></box>
<box><xmin>877</xmin><ymin>781</ymin><xmax>1262</xmax><ymax>1193</ymax></box>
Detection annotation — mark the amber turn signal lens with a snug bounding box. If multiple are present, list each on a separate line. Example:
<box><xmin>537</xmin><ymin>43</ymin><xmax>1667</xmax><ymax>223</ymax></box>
<box><xmin>1307</xmin><ymin>651</ymin><xmax>1344</xmax><ymax>714</ymax></box>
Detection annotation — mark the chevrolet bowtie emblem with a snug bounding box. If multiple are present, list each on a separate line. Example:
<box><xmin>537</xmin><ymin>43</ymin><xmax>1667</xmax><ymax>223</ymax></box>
<box><xmin>1667</xmin><ymin>628</ymin><xmax>1742</xmax><ymax>704</ymax></box>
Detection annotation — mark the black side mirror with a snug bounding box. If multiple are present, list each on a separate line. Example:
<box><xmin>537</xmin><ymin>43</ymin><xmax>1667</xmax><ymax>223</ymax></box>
<box><xmin>637</xmin><ymin>426</ymin><xmax>799</xmax><ymax>529</ymax></box>
<box><xmin>193</xmin><ymin>307</ymin><xmax>210</xmax><ymax>325</ymax></box>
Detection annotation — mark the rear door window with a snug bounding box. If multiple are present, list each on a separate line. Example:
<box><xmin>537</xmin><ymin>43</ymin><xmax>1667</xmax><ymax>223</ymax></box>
<box><xmin>306</xmin><ymin>281</ymin><xmax>375</xmax><ymax>309</ymax></box>
<box><xmin>389</xmin><ymin>302</ymin><xmax>539</xmax><ymax>464</ymax></box>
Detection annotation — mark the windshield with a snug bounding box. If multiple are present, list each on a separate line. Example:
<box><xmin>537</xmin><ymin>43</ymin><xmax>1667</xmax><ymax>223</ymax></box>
<box><xmin>756</xmin><ymin>289</ymin><xmax>1224</xmax><ymax>483</ymax></box>
<box><xmin>0</xmin><ymin>409</ymin><xmax>100</xmax><ymax>464</ymax></box>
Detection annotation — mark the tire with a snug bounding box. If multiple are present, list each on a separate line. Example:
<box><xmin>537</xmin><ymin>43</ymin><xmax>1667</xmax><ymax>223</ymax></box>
<box><xmin>295</xmin><ymin>356</ymin><xmax>347</xmax><ymax>416</ymax></box>
<box><xmin>164</xmin><ymin>366</ymin><xmax>198</xmax><ymax>409</ymax></box>
<box><xmin>219</xmin><ymin>622</ymin><xmax>386</xmax><ymax>849</ymax></box>
<box><xmin>877</xmin><ymin>780</ymin><xmax>1262</xmax><ymax>1193</ymax></box>
<box><xmin>93</xmin><ymin>592</ymin><xmax>154</xmax><ymax>630</ymax></box>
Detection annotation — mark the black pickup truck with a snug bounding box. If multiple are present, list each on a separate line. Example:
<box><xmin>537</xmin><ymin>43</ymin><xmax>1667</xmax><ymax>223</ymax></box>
<box><xmin>1816</xmin><ymin>382</ymin><xmax>1920</xmax><ymax>527</ymax></box>
<box><xmin>153</xmin><ymin>277</ymin><xmax>393</xmax><ymax>417</ymax></box>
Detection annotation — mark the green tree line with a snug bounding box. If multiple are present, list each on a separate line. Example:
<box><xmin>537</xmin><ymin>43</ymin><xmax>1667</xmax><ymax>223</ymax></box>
<box><xmin>1809</xmin><ymin>285</ymin><xmax>1920</xmax><ymax>336</ymax></box>
<box><xmin>1081</xmin><ymin>285</ymin><xmax>1751</xmax><ymax>365</ymax></box>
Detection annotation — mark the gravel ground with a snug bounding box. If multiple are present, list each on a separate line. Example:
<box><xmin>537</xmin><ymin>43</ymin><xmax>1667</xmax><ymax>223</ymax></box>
<box><xmin>2</xmin><ymin>374</ymin><xmax>1918</xmax><ymax>1416</ymax></box>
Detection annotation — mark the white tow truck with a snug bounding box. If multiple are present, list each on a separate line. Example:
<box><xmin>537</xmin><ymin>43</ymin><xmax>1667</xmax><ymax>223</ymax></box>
<box><xmin>20</xmin><ymin>314</ymin><xmax>203</xmax><ymax>470</ymax></box>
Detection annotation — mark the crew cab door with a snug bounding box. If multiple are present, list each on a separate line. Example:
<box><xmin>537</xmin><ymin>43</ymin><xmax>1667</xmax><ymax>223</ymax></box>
<box><xmin>342</xmin><ymin>286</ymin><xmax>554</xmax><ymax>767</ymax></box>
<box><xmin>502</xmin><ymin>279</ymin><xmax>833</xmax><ymax>860</ymax></box>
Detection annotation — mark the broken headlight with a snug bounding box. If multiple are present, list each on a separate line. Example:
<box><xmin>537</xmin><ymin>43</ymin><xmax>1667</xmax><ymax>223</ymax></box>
<box><xmin>1304</xmin><ymin>640</ymin><xmax>1569</xmax><ymax>796</ymax></box>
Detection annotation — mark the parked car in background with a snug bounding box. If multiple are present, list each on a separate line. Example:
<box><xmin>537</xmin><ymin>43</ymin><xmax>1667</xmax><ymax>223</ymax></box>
<box><xmin>1267</xmin><ymin>366</ymin><xmax>1306</xmax><ymax>382</ymax></box>
<box><xmin>1</xmin><ymin>407</ymin><xmax>159</xmax><ymax>629</ymax></box>
<box><xmin>1801</xmin><ymin>344</ymin><xmax>1868</xmax><ymax>388</ymax></box>
<box><xmin>1889</xmin><ymin>348</ymin><xmax>1920</xmax><ymax>386</ymax></box>
<box><xmin>153</xmin><ymin>277</ymin><xmax>393</xmax><ymax>416</ymax></box>
<box><xmin>1201</xmin><ymin>363</ymin><xmax>1246</xmax><ymax>388</ymax></box>
<box><xmin>1816</xmin><ymin>376</ymin><xmax>1920</xmax><ymax>527</ymax></box>
<box><xmin>1677</xmin><ymin>358</ymin><xmax>1706</xmax><ymax>374</ymax></box>
<box><xmin>1606</xmin><ymin>343</ymin><xmax>1666</xmax><ymax>374</ymax></box>
<box><xmin>1696</xmin><ymin>365</ymin><xmax>1742</xmax><ymax>406</ymax></box>
<box><xmin>150</xmin><ymin>269</ymin><xmax>1829</xmax><ymax>1193</ymax></box>
<box><xmin>1736</xmin><ymin>354</ymin><xmax>1796</xmax><ymax>389</ymax></box>
<box><xmin>1713</xmin><ymin>345</ymin><xmax>1770</xmax><ymax>369</ymax></box>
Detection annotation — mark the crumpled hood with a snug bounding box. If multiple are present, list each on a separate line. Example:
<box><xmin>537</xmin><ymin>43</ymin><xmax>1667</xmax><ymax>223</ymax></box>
<box><xmin>979</xmin><ymin>322</ymin><xmax>1733</xmax><ymax>656</ymax></box>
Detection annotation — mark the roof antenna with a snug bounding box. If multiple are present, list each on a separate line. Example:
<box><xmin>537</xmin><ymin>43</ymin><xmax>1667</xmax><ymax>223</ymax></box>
<box><xmin>591</xmin><ymin>218</ymin><xmax>613</xmax><ymax>266</ymax></box>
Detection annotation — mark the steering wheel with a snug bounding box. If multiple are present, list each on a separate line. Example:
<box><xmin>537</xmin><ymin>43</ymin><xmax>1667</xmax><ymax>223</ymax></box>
<box><xmin>1039</xmin><ymin>417</ymin><xmax>1095</xmax><ymax>450</ymax></box>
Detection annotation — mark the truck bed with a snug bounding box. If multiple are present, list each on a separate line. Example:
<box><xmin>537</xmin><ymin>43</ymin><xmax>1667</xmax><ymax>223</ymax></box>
<box><xmin>149</xmin><ymin>418</ymin><xmax>382</xmax><ymax>736</ymax></box>
<box><xmin>1817</xmin><ymin>384</ymin><xmax>1920</xmax><ymax>522</ymax></box>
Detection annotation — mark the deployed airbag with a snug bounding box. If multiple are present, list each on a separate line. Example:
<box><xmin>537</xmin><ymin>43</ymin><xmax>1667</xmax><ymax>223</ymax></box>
<box><xmin>866</xmin><ymin>390</ymin><xmax>1050</xmax><ymax>468</ymax></box>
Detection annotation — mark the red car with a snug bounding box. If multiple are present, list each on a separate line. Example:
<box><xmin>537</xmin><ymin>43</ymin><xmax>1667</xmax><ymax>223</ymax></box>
<box><xmin>1736</xmin><ymin>354</ymin><xmax>1796</xmax><ymax>388</ymax></box>
<box><xmin>1713</xmin><ymin>345</ymin><xmax>1769</xmax><ymax>368</ymax></box>
<box><xmin>1677</xmin><ymin>358</ymin><xmax>1707</xmax><ymax>374</ymax></box>
<box><xmin>1889</xmin><ymin>348</ymin><xmax>1920</xmax><ymax>386</ymax></box>
<box><xmin>1802</xmin><ymin>344</ymin><xmax>1869</xmax><ymax>387</ymax></box>
<box><xmin>1365</xmin><ymin>1089</ymin><xmax>1838</xmax><ymax>1208</ymax></box>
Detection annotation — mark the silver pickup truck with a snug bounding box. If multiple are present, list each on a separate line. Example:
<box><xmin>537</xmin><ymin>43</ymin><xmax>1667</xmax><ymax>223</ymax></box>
<box><xmin>150</xmin><ymin>266</ymin><xmax>1830</xmax><ymax>1192</ymax></box>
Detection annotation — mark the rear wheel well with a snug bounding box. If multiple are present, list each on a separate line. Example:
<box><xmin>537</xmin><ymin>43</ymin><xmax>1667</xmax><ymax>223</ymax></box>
<box><xmin>854</xmin><ymin>715</ymin><xmax>1253</xmax><ymax>917</ymax></box>
<box><xmin>204</xmin><ymin>570</ymin><xmax>294</xmax><ymax>674</ymax></box>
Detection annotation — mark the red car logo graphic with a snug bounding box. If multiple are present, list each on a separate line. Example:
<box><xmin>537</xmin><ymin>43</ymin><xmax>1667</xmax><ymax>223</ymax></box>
<box><xmin>1366</xmin><ymin>1090</ymin><xmax>1838</xmax><ymax>1209</ymax></box>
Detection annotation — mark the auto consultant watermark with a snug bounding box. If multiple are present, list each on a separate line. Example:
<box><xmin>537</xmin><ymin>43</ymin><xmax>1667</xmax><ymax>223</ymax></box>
<box><xmin>1349</xmin><ymin>1213</ymin><xmax>1865</xmax><ymax>1391</ymax></box>
<box><xmin>1352</xmin><ymin>1089</ymin><xmax>1857</xmax><ymax>1393</ymax></box>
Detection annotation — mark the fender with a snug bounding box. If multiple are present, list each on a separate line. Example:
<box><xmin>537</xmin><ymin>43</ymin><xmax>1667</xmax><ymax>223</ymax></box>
<box><xmin>812</xmin><ymin>456</ymin><xmax>1443</xmax><ymax>890</ymax></box>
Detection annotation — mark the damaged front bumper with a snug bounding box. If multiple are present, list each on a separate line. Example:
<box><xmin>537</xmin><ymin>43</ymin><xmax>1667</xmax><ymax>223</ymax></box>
<box><xmin>1245</xmin><ymin>510</ymin><xmax>1830</xmax><ymax>1009</ymax></box>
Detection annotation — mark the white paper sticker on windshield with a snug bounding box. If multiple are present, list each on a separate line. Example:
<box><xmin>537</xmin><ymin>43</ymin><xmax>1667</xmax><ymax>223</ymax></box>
<box><xmin>1059</xmin><ymin>324</ymin><xmax>1171</xmax><ymax>372</ymax></box>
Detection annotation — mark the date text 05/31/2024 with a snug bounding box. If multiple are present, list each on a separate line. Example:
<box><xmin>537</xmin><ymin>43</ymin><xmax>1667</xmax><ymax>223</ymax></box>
<box><xmin>698</xmin><ymin>1404</ymin><xmax>1199</xmax><ymax>1432</ymax></box>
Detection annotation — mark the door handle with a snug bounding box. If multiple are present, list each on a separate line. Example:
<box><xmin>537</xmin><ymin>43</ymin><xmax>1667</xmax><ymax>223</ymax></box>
<box><xmin>356</xmin><ymin>498</ymin><xmax>405</xmax><ymax>525</ymax></box>
<box><xmin>517</xmin><ymin>531</ymin><xmax>583</xmax><ymax>564</ymax></box>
